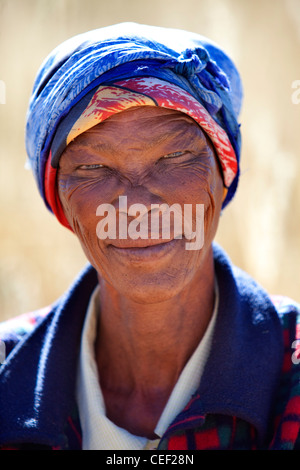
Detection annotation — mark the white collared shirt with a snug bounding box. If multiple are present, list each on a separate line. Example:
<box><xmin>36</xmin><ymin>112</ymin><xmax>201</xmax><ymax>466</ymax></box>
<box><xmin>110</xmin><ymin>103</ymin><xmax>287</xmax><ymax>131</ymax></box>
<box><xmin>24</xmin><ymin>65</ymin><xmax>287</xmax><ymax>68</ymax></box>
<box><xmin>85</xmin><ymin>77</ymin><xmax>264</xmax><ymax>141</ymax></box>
<box><xmin>76</xmin><ymin>283</ymin><xmax>218</xmax><ymax>450</ymax></box>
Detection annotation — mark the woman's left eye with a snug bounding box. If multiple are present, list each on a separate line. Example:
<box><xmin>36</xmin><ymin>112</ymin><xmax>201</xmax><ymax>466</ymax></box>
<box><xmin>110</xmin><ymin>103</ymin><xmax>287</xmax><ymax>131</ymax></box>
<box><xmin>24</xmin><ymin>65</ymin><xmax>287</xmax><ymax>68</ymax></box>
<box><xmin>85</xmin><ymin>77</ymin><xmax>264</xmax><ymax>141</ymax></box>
<box><xmin>162</xmin><ymin>151</ymin><xmax>186</xmax><ymax>159</ymax></box>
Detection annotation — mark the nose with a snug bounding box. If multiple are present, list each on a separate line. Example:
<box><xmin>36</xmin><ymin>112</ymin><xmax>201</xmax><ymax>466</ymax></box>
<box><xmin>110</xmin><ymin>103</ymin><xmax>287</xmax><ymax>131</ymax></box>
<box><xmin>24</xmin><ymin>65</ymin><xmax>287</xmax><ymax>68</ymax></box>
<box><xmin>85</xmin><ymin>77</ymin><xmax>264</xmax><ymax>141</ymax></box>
<box><xmin>114</xmin><ymin>183</ymin><xmax>165</xmax><ymax>215</ymax></box>
<box><xmin>113</xmin><ymin>184</ymin><xmax>168</xmax><ymax>241</ymax></box>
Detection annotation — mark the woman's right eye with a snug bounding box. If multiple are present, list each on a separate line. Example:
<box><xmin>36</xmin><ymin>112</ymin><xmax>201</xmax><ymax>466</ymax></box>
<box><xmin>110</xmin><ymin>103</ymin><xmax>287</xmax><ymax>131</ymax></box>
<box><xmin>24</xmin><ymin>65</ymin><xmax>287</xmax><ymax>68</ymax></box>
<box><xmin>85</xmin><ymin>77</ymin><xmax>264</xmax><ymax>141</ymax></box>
<box><xmin>77</xmin><ymin>164</ymin><xmax>105</xmax><ymax>170</ymax></box>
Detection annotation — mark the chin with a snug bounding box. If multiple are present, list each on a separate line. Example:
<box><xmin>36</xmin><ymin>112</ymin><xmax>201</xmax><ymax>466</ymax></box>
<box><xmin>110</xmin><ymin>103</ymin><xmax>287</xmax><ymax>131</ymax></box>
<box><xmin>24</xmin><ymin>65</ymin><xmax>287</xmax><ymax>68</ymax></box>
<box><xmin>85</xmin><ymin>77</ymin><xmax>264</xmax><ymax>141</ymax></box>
<box><xmin>109</xmin><ymin>267</ymin><xmax>197</xmax><ymax>305</ymax></box>
<box><xmin>91</xmin><ymin>239</ymin><xmax>208</xmax><ymax>304</ymax></box>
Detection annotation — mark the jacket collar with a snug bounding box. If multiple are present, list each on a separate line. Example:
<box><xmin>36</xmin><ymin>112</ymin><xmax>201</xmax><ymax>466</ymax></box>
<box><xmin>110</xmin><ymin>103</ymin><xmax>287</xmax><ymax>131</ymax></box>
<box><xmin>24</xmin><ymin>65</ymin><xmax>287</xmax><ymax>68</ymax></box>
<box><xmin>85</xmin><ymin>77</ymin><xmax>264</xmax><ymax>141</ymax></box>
<box><xmin>162</xmin><ymin>244</ymin><xmax>284</xmax><ymax>445</ymax></box>
<box><xmin>0</xmin><ymin>244</ymin><xmax>284</xmax><ymax>448</ymax></box>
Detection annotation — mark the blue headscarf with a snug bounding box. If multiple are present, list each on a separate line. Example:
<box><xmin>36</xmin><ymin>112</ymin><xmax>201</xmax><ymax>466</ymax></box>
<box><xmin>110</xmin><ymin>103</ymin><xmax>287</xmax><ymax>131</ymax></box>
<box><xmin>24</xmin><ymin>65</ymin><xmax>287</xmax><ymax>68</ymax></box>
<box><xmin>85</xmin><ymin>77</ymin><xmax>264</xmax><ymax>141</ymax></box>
<box><xmin>25</xmin><ymin>22</ymin><xmax>243</xmax><ymax>216</ymax></box>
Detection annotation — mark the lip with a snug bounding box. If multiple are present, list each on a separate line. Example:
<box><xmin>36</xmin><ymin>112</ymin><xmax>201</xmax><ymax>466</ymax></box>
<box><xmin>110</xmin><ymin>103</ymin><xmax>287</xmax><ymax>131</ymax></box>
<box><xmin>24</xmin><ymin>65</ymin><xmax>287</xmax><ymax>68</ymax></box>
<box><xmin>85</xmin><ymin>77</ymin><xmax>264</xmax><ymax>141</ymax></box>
<box><xmin>108</xmin><ymin>238</ymin><xmax>180</xmax><ymax>262</ymax></box>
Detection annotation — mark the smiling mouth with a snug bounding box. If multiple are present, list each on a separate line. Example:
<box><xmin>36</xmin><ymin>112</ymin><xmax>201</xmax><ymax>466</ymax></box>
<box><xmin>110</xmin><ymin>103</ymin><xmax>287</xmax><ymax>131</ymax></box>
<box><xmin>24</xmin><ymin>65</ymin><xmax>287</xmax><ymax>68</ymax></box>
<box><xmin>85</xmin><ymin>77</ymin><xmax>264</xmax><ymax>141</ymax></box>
<box><xmin>108</xmin><ymin>238</ymin><xmax>180</xmax><ymax>262</ymax></box>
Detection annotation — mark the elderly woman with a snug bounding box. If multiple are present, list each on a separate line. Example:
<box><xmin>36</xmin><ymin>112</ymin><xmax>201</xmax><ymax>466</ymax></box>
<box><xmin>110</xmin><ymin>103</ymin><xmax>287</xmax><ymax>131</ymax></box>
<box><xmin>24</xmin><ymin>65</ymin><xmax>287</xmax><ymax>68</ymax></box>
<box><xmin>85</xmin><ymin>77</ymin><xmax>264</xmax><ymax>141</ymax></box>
<box><xmin>0</xmin><ymin>23</ymin><xmax>299</xmax><ymax>451</ymax></box>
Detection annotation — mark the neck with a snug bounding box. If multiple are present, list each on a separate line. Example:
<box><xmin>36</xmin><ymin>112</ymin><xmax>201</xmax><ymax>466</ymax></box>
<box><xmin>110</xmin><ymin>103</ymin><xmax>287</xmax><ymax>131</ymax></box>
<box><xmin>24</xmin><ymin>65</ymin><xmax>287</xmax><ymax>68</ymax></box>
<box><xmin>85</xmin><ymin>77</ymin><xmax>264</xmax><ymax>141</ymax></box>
<box><xmin>95</xmin><ymin>246</ymin><xmax>216</xmax><ymax>393</ymax></box>
<box><xmin>94</xmin><ymin>246</ymin><xmax>216</xmax><ymax>437</ymax></box>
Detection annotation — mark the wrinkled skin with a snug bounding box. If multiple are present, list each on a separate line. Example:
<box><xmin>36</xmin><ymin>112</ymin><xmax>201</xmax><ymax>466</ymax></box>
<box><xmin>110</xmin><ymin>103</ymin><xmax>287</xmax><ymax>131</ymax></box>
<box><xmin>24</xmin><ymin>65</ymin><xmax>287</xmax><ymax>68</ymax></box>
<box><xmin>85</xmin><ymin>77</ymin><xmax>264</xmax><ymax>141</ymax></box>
<box><xmin>58</xmin><ymin>106</ymin><xmax>224</xmax><ymax>438</ymax></box>
<box><xmin>58</xmin><ymin>106</ymin><xmax>223</xmax><ymax>303</ymax></box>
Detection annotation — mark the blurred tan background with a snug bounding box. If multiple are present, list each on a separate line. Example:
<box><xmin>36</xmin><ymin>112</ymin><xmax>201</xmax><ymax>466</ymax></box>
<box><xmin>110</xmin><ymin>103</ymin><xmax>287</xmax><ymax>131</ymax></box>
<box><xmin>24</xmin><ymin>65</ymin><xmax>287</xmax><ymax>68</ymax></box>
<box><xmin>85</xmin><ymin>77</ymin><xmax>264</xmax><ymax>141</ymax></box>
<box><xmin>0</xmin><ymin>0</ymin><xmax>299</xmax><ymax>321</ymax></box>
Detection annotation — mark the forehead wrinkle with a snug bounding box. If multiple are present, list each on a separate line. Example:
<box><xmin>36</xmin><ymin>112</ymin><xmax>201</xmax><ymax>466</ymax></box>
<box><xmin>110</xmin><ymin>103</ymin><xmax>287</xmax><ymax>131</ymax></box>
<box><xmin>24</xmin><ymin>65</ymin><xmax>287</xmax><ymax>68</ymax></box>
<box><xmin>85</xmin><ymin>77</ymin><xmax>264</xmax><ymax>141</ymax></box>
<box><xmin>64</xmin><ymin>110</ymin><xmax>208</xmax><ymax>166</ymax></box>
<box><xmin>67</xmin><ymin>140</ymin><xmax>115</xmax><ymax>154</ymax></box>
<box><xmin>76</xmin><ymin>118</ymin><xmax>205</xmax><ymax>153</ymax></box>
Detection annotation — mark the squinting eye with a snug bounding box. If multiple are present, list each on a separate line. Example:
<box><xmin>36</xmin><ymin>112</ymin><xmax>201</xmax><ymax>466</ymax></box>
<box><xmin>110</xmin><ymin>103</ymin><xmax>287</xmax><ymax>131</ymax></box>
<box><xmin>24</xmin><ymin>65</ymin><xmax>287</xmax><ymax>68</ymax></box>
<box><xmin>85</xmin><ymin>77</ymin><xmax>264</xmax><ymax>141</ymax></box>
<box><xmin>78</xmin><ymin>164</ymin><xmax>104</xmax><ymax>170</ymax></box>
<box><xmin>163</xmin><ymin>151</ymin><xmax>185</xmax><ymax>159</ymax></box>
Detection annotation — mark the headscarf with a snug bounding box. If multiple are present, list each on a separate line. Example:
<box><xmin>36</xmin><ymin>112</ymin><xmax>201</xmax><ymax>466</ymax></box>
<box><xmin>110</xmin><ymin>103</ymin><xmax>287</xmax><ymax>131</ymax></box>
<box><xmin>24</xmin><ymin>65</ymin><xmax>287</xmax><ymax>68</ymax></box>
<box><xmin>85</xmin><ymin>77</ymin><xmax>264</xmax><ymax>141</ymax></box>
<box><xmin>25</xmin><ymin>22</ymin><xmax>243</xmax><ymax>229</ymax></box>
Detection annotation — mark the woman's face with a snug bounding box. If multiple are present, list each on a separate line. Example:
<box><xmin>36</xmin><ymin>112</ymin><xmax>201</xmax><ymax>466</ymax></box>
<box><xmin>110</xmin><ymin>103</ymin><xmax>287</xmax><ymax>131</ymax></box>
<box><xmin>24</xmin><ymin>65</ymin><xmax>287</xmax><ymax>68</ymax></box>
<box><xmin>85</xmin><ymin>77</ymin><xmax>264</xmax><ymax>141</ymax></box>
<box><xmin>57</xmin><ymin>106</ymin><xmax>224</xmax><ymax>303</ymax></box>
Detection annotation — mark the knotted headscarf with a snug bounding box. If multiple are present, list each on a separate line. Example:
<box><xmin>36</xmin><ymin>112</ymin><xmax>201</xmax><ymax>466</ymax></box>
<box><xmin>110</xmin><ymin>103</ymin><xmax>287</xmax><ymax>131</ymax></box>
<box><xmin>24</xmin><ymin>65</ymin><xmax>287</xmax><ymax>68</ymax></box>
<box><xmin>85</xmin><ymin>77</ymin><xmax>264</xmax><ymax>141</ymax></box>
<box><xmin>25</xmin><ymin>22</ymin><xmax>243</xmax><ymax>228</ymax></box>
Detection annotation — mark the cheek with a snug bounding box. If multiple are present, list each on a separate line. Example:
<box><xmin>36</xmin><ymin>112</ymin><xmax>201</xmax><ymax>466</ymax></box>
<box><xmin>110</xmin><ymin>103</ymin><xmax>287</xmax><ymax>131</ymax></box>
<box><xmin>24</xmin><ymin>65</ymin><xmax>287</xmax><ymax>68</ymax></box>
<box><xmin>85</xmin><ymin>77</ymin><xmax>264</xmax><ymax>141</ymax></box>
<box><xmin>58</xmin><ymin>177</ymin><xmax>94</xmax><ymax>232</ymax></box>
<box><xmin>57</xmin><ymin>175</ymin><xmax>116</xmax><ymax>276</ymax></box>
<box><xmin>202</xmin><ymin>164</ymin><xmax>224</xmax><ymax>240</ymax></box>
<box><xmin>156</xmin><ymin>161</ymin><xmax>222</xmax><ymax>209</ymax></box>
<box><xmin>163</xmin><ymin>159</ymin><xmax>223</xmax><ymax>237</ymax></box>
<box><xmin>57</xmin><ymin>174</ymin><xmax>118</xmax><ymax>234</ymax></box>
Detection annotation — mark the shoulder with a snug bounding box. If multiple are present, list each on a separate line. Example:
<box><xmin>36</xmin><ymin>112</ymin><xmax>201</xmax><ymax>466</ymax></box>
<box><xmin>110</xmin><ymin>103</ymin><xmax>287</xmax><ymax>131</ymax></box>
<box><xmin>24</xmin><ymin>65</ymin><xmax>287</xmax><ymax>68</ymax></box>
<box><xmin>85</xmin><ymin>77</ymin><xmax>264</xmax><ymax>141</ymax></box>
<box><xmin>0</xmin><ymin>307</ymin><xmax>51</xmax><ymax>362</ymax></box>
<box><xmin>270</xmin><ymin>294</ymin><xmax>300</xmax><ymax>318</ymax></box>
<box><xmin>270</xmin><ymin>294</ymin><xmax>300</xmax><ymax>387</ymax></box>
<box><xmin>0</xmin><ymin>263</ymin><xmax>97</xmax><ymax>365</ymax></box>
<box><xmin>270</xmin><ymin>294</ymin><xmax>300</xmax><ymax>351</ymax></box>
<box><xmin>267</xmin><ymin>295</ymin><xmax>300</xmax><ymax>449</ymax></box>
